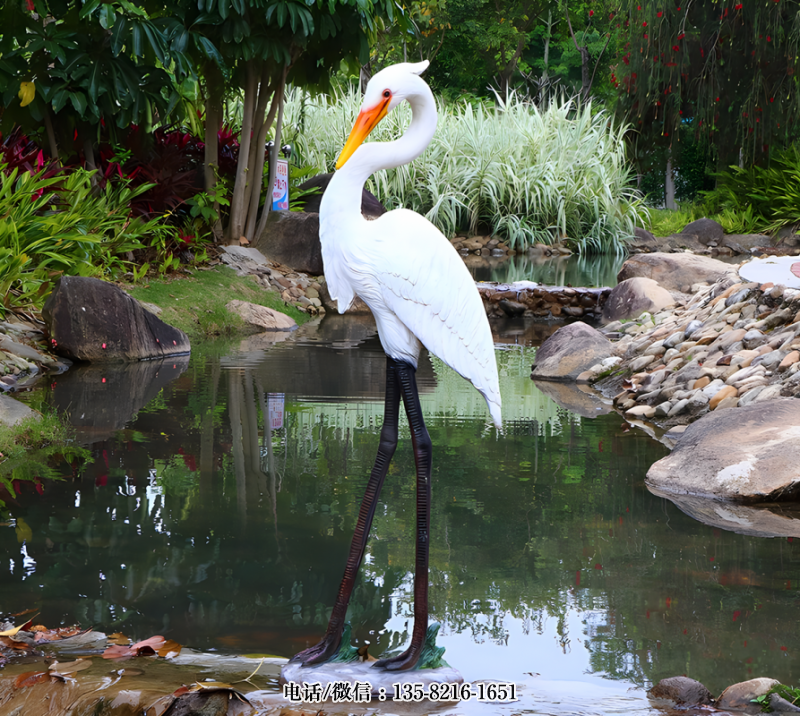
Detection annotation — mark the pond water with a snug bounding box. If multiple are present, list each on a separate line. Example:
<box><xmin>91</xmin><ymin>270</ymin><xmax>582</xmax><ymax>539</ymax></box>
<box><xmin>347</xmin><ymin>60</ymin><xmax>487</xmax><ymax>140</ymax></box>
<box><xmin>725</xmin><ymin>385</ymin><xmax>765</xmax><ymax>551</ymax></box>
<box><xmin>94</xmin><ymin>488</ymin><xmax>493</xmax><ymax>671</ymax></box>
<box><xmin>4</xmin><ymin>316</ymin><xmax>800</xmax><ymax>714</ymax></box>
<box><xmin>465</xmin><ymin>252</ymin><xmax>627</xmax><ymax>287</ymax></box>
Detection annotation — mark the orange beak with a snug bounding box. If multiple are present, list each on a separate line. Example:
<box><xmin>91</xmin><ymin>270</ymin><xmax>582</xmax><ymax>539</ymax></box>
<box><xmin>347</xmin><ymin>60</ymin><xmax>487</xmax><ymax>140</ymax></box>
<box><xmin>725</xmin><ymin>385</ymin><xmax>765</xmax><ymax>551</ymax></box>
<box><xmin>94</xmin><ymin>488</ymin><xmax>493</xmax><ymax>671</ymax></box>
<box><xmin>335</xmin><ymin>96</ymin><xmax>391</xmax><ymax>169</ymax></box>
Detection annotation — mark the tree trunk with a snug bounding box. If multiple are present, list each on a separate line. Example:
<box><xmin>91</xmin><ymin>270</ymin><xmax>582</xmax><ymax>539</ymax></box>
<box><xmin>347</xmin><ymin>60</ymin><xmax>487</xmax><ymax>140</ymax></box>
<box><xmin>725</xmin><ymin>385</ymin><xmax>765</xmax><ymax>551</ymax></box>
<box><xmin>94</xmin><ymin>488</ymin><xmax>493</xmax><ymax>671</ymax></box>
<box><xmin>43</xmin><ymin>108</ymin><xmax>59</xmax><ymax>164</ymax></box>
<box><xmin>254</xmin><ymin>81</ymin><xmax>287</xmax><ymax>241</ymax></box>
<box><xmin>665</xmin><ymin>156</ymin><xmax>677</xmax><ymax>210</ymax></box>
<box><xmin>203</xmin><ymin>63</ymin><xmax>225</xmax><ymax>242</ymax></box>
<box><xmin>227</xmin><ymin>62</ymin><xmax>258</xmax><ymax>242</ymax></box>
<box><xmin>241</xmin><ymin>65</ymin><xmax>275</xmax><ymax>238</ymax></box>
<box><xmin>246</xmin><ymin>70</ymin><xmax>286</xmax><ymax>241</ymax></box>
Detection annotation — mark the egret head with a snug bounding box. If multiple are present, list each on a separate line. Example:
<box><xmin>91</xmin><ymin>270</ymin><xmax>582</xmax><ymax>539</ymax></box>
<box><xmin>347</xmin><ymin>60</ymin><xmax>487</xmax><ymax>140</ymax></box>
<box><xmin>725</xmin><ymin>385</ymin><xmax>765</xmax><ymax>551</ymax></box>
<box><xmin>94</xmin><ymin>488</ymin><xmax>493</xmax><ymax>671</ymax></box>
<box><xmin>335</xmin><ymin>61</ymin><xmax>430</xmax><ymax>170</ymax></box>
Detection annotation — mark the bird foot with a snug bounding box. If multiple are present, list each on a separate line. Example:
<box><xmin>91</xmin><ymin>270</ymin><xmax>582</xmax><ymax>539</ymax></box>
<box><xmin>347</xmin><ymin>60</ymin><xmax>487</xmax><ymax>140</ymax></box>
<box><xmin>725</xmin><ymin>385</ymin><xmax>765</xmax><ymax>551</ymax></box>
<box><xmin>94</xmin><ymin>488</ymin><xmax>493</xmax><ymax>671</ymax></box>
<box><xmin>289</xmin><ymin>632</ymin><xmax>343</xmax><ymax>667</ymax></box>
<box><xmin>372</xmin><ymin>644</ymin><xmax>422</xmax><ymax>671</ymax></box>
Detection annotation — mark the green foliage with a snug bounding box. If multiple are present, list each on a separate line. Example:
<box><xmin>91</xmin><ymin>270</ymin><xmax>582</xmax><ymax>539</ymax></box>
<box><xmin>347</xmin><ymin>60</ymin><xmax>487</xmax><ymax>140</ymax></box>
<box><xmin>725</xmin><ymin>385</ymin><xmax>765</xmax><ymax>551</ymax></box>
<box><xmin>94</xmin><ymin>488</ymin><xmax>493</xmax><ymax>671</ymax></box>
<box><xmin>614</xmin><ymin>1</ymin><xmax>800</xmax><ymax>166</ymax></box>
<box><xmin>0</xmin><ymin>164</ymin><xmax>171</xmax><ymax>316</ymax></box>
<box><xmin>290</xmin><ymin>86</ymin><xmax>646</xmax><ymax>253</ymax></box>
<box><xmin>0</xmin><ymin>411</ymin><xmax>91</xmax><ymax>515</ymax></box>
<box><xmin>704</xmin><ymin>144</ymin><xmax>800</xmax><ymax>234</ymax></box>
<box><xmin>752</xmin><ymin>684</ymin><xmax>800</xmax><ymax>712</ymax></box>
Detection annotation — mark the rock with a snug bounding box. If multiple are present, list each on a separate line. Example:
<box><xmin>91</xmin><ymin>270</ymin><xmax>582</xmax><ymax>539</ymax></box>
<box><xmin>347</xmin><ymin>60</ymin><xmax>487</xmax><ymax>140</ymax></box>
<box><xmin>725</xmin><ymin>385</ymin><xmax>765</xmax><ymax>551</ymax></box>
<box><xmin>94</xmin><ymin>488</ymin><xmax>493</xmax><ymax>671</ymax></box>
<box><xmin>602</xmin><ymin>277</ymin><xmax>675</xmax><ymax>323</ymax></box>
<box><xmin>742</xmin><ymin>329</ymin><xmax>767</xmax><ymax>349</ymax></box>
<box><xmin>769</xmin><ymin>693</ymin><xmax>800</xmax><ymax>713</ymax></box>
<box><xmin>709</xmin><ymin>385</ymin><xmax>738</xmax><ymax>409</ymax></box>
<box><xmin>318</xmin><ymin>279</ymin><xmax>372</xmax><ymax>315</ymax></box>
<box><xmin>681</xmin><ymin>217</ymin><xmax>724</xmax><ymax>244</ymax></box>
<box><xmin>684</xmin><ymin>319</ymin><xmax>704</xmax><ymax>338</ymax></box>
<box><xmin>219</xmin><ymin>245</ymin><xmax>272</xmax><ymax>276</ymax></box>
<box><xmin>715</xmin><ymin>396</ymin><xmax>740</xmax><ymax>410</ymax></box>
<box><xmin>254</xmin><ymin>211</ymin><xmax>324</xmax><ymax>274</ymax></box>
<box><xmin>668</xmin><ymin>398</ymin><xmax>689</xmax><ymax>416</ymax></box>
<box><xmin>646</xmin><ymin>399</ymin><xmax>800</xmax><ymax>501</ymax></box>
<box><xmin>42</xmin><ymin>276</ymin><xmax>190</xmax><ymax>363</ymax></box>
<box><xmin>629</xmin><ymin>355</ymin><xmax>656</xmax><ymax>372</ymax></box>
<box><xmin>499</xmin><ymin>299</ymin><xmax>527</xmax><ymax>317</ymax></box>
<box><xmin>780</xmin><ymin>351</ymin><xmax>800</xmax><ymax>370</ymax></box>
<box><xmin>226</xmin><ymin>300</ymin><xmax>298</xmax><ymax>332</ymax></box>
<box><xmin>0</xmin><ymin>394</ymin><xmax>41</xmax><ymax>427</ymax></box>
<box><xmin>648</xmin><ymin>676</ymin><xmax>713</xmax><ymax>706</ymax></box>
<box><xmin>630</xmin><ymin>227</ymin><xmax>659</xmax><ymax>252</ymax></box>
<box><xmin>295</xmin><ymin>173</ymin><xmax>386</xmax><ymax>217</ymax></box>
<box><xmin>531</xmin><ymin>323</ymin><xmax>615</xmax><ymax>382</ymax></box>
<box><xmin>617</xmin><ymin>253</ymin><xmax>736</xmax><ymax>292</ymax></box>
<box><xmin>626</xmin><ymin>405</ymin><xmax>656</xmax><ymax>419</ymax></box>
<box><xmin>717</xmin><ymin>678</ymin><xmax>780</xmax><ymax>713</ymax></box>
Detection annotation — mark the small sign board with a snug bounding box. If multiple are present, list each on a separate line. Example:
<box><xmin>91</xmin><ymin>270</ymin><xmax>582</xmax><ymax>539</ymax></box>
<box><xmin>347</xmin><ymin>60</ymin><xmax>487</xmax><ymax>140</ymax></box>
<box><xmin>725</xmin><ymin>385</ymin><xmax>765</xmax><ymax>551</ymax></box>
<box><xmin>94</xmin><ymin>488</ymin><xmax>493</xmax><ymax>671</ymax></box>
<box><xmin>272</xmin><ymin>158</ymin><xmax>289</xmax><ymax>211</ymax></box>
<box><xmin>268</xmin><ymin>393</ymin><xmax>284</xmax><ymax>430</ymax></box>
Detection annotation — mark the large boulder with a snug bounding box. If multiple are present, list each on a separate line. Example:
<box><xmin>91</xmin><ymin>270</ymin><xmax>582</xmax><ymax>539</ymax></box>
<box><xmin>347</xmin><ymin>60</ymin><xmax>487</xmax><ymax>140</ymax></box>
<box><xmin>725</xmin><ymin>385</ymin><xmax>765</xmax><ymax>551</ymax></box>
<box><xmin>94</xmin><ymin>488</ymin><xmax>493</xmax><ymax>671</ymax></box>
<box><xmin>617</xmin><ymin>252</ymin><xmax>736</xmax><ymax>292</ymax></box>
<box><xmin>601</xmin><ymin>277</ymin><xmax>675</xmax><ymax>323</ymax></box>
<box><xmin>254</xmin><ymin>211</ymin><xmax>323</xmax><ymax>275</ymax></box>
<box><xmin>42</xmin><ymin>276</ymin><xmax>190</xmax><ymax>363</ymax></box>
<box><xmin>530</xmin><ymin>323</ymin><xmax>615</xmax><ymax>381</ymax></box>
<box><xmin>716</xmin><ymin>678</ymin><xmax>780</xmax><ymax>714</ymax></box>
<box><xmin>646</xmin><ymin>399</ymin><xmax>800</xmax><ymax>502</ymax></box>
<box><xmin>681</xmin><ymin>217</ymin><xmax>724</xmax><ymax>245</ymax></box>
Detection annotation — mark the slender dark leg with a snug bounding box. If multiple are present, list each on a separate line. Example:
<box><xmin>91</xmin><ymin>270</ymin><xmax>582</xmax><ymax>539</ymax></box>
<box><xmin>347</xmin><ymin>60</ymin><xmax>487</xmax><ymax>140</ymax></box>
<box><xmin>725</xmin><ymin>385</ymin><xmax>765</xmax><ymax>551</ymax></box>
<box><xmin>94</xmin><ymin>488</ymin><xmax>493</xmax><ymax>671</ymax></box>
<box><xmin>291</xmin><ymin>357</ymin><xmax>401</xmax><ymax>665</ymax></box>
<box><xmin>374</xmin><ymin>361</ymin><xmax>432</xmax><ymax>671</ymax></box>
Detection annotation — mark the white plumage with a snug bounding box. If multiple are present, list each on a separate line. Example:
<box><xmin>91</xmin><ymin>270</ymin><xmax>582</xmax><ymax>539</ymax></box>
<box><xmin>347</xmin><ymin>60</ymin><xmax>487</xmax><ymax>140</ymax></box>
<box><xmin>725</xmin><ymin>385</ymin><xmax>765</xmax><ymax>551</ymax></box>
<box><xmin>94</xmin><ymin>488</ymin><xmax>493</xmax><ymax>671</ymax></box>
<box><xmin>319</xmin><ymin>61</ymin><xmax>502</xmax><ymax>427</ymax></box>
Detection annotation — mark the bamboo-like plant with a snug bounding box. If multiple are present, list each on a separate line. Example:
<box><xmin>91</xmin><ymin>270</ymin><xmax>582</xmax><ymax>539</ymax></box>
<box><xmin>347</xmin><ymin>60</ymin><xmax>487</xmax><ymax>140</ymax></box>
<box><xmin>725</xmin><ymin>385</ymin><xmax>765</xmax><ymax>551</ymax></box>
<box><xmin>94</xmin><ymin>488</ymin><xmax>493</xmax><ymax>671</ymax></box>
<box><xmin>285</xmin><ymin>87</ymin><xmax>647</xmax><ymax>254</ymax></box>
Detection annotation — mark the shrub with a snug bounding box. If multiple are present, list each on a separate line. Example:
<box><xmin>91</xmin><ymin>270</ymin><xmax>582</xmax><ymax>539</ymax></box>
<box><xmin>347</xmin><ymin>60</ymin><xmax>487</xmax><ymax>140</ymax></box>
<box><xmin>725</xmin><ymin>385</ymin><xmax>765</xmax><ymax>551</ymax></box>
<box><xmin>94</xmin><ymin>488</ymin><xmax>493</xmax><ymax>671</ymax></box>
<box><xmin>286</xmin><ymin>86</ymin><xmax>647</xmax><ymax>254</ymax></box>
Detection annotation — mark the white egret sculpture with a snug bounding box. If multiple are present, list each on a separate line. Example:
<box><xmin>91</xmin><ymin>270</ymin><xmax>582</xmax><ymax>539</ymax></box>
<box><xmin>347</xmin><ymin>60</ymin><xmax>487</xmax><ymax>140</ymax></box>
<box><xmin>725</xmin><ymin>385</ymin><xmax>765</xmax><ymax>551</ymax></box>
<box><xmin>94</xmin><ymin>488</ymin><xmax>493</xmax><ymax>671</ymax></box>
<box><xmin>291</xmin><ymin>61</ymin><xmax>501</xmax><ymax>671</ymax></box>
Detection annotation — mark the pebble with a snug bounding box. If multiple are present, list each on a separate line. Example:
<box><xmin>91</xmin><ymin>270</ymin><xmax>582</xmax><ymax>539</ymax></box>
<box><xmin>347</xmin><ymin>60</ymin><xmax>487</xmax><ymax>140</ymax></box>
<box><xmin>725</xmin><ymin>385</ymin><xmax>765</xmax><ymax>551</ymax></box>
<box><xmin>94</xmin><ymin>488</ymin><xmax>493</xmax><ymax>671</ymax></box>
<box><xmin>709</xmin><ymin>385</ymin><xmax>738</xmax><ymax>410</ymax></box>
<box><xmin>626</xmin><ymin>405</ymin><xmax>656</xmax><ymax>419</ymax></box>
<box><xmin>668</xmin><ymin>399</ymin><xmax>690</xmax><ymax>417</ymax></box>
<box><xmin>779</xmin><ymin>350</ymin><xmax>800</xmax><ymax>371</ymax></box>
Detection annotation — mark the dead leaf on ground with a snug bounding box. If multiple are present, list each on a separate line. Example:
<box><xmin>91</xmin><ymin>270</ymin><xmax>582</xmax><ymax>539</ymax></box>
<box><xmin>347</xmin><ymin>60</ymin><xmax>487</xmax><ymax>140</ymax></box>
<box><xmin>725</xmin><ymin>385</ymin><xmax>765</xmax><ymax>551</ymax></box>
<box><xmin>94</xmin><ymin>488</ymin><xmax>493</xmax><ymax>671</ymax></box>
<box><xmin>14</xmin><ymin>671</ymin><xmax>53</xmax><ymax>688</ymax></box>
<box><xmin>158</xmin><ymin>640</ymin><xmax>182</xmax><ymax>658</ymax></box>
<box><xmin>102</xmin><ymin>634</ymin><xmax>179</xmax><ymax>660</ymax></box>
<box><xmin>0</xmin><ymin>617</ymin><xmax>36</xmax><ymax>637</ymax></box>
<box><xmin>49</xmin><ymin>658</ymin><xmax>92</xmax><ymax>674</ymax></box>
<box><xmin>107</xmin><ymin>632</ymin><xmax>131</xmax><ymax>645</ymax></box>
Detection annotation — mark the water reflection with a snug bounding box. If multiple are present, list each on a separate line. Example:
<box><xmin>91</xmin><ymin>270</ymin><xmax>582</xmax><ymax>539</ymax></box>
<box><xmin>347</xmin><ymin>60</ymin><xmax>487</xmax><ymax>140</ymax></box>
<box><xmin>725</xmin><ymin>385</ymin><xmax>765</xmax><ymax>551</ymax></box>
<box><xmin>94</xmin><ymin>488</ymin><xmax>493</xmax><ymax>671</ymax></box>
<box><xmin>2</xmin><ymin>319</ymin><xmax>800</xmax><ymax>704</ymax></box>
<box><xmin>467</xmin><ymin>252</ymin><xmax>626</xmax><ymax>287</ymax></box>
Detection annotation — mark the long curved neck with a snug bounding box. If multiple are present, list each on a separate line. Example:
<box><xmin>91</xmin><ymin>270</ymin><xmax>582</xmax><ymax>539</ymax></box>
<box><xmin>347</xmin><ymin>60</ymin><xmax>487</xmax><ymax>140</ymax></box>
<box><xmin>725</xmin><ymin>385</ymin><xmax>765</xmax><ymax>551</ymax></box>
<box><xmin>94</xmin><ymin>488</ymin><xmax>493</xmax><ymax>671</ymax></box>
<box><xmin>321</xmin><ymin>85</ymin><xmax>437</xmax><ymax>219</ymax></box>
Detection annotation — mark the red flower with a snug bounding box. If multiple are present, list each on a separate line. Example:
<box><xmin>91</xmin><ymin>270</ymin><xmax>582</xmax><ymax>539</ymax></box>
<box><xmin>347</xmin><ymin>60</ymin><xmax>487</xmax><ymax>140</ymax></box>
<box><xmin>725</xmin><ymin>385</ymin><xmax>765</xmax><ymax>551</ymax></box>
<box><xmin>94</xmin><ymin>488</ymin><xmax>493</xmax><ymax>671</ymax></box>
<box><xmin>734</xmin><ymin>3</ymin><xmax>743</xmax><ymax>8</ymax></box>
<box><xmin>609</xmin><ymin>12</ymin><xmax>614</xmax><ymax>18</ymax></box>
<box><xmin>677</xmin><ymin>33</ymin><xmax>685</xmax><ymax>39</ymax></box>
<box><xmin>767</xmin><ymin>35</ymin><xmax>771</xmax><ymax>41</ymax></box>
<box><xmin>25</xmin><ymin>0</ymin><xmax>34</xmax><ymax>10</ymax></box>
<box><xmin>657</xmin><ymin>11</ymin><xmax>662</xmax><ymax>17</ymax></box>
<box><xmin>642</xmin><ymin>20</ymin><xmax>647</xmax><ymax>26</ymax></box>
<box><xmin>589</xmin><ymin>9</ymin><xmax>593</xmax><ymax>16</ymax></box>
<box><xmin>715</xmin><ymin>96</ymin><xmax>720</xmax><ymax>101</ymax></box>
<box><xmin>770</xmin><ymin>97</ymin><xmax>774</xmax><ymax>102</ymax></box>
<box><xmin>672</xmin><ymin>45</ymin><xmax>680</xmax><ymax>51</ymax></box>
<box><xmin>644</xmin><ymin>33</ymin><xmax>649</xmax><ymax>38</ymax></box>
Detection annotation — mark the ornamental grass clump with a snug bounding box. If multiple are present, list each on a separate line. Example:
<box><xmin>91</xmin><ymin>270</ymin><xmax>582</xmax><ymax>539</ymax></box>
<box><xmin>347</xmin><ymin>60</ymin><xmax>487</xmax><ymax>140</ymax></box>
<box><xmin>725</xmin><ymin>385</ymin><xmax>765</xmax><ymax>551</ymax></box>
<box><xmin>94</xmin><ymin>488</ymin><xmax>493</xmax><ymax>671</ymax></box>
<box><xmin>287</xmin><ymin>87</ymin><xmax>646</xmax><ymax>254</ymax></box>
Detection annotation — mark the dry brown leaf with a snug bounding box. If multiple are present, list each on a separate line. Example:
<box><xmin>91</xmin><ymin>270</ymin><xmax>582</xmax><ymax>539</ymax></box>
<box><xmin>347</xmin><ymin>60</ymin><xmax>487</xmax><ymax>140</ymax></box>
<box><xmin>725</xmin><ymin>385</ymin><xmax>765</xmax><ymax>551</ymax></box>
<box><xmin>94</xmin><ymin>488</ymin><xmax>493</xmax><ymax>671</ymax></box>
<box><xmin>49</xmin><ymin>658</ymin><xmax>92</xmax><ymax>674</ymax></box>
<box><xmin>0</xmin><ymin>616</ymin><xmax>36</xmax><ymax>637</ymax></box>
<box><xmin>107</xmin><ymin>632</ymin><xmax>131</xmax><ymax>645</ymax></box>
<box><xmin>157</xmin><ymin>640</ymin><xmax>182</xmax><ymax>659</ymax></box>
<box><xmin>102</xmin><ymin>644</ymin><xmax>134</xmax><ymax>660</ymax></box>
<box><xmin>0</xmin><ymin>636</ymin><xmax>31</xmax><ymax>650</ymax></box>
<box><xmin>14</xmin><ymin>671</ymin><xmax>52</xmax><ymax>688</ymax></box>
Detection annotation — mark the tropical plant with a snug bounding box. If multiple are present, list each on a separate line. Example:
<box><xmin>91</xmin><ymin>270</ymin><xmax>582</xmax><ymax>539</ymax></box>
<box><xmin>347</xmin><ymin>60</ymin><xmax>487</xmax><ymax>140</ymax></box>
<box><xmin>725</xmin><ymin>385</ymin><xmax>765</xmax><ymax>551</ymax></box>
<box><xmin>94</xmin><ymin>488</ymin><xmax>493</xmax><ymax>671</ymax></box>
<box><xmin>288</xmin><ymin>86</ymin><xmax>646</xmax><ymax>253</ymax></box>
<box><xmin>0</xmin><ymin>164</ymin><xmax>176</xmax><ymax>316</ymax></box>
<box><xmin>703</xmin><ymin>143</ymin><xmax>800</xmax><ymax>234</ymax></box>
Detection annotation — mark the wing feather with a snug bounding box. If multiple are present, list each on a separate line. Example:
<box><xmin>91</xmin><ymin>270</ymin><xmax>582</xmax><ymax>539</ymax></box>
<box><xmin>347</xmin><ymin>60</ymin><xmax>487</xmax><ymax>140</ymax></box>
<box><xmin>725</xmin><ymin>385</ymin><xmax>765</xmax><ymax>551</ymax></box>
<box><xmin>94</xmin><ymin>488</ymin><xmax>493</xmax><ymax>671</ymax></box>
<box><xmin>365</xmin><ymin>210</ymin><xmax>502</xmax><ymax>427</ymax></box>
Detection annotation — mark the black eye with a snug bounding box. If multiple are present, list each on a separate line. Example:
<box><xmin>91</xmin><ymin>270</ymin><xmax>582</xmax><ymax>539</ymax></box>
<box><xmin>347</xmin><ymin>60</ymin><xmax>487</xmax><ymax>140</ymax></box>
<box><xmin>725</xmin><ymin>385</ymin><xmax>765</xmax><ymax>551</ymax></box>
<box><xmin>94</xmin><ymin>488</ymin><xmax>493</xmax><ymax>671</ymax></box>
<box><xmin>383</xmin><ymin>90</ymin><xmax>391</xmax><ymax>98</ymax></box>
